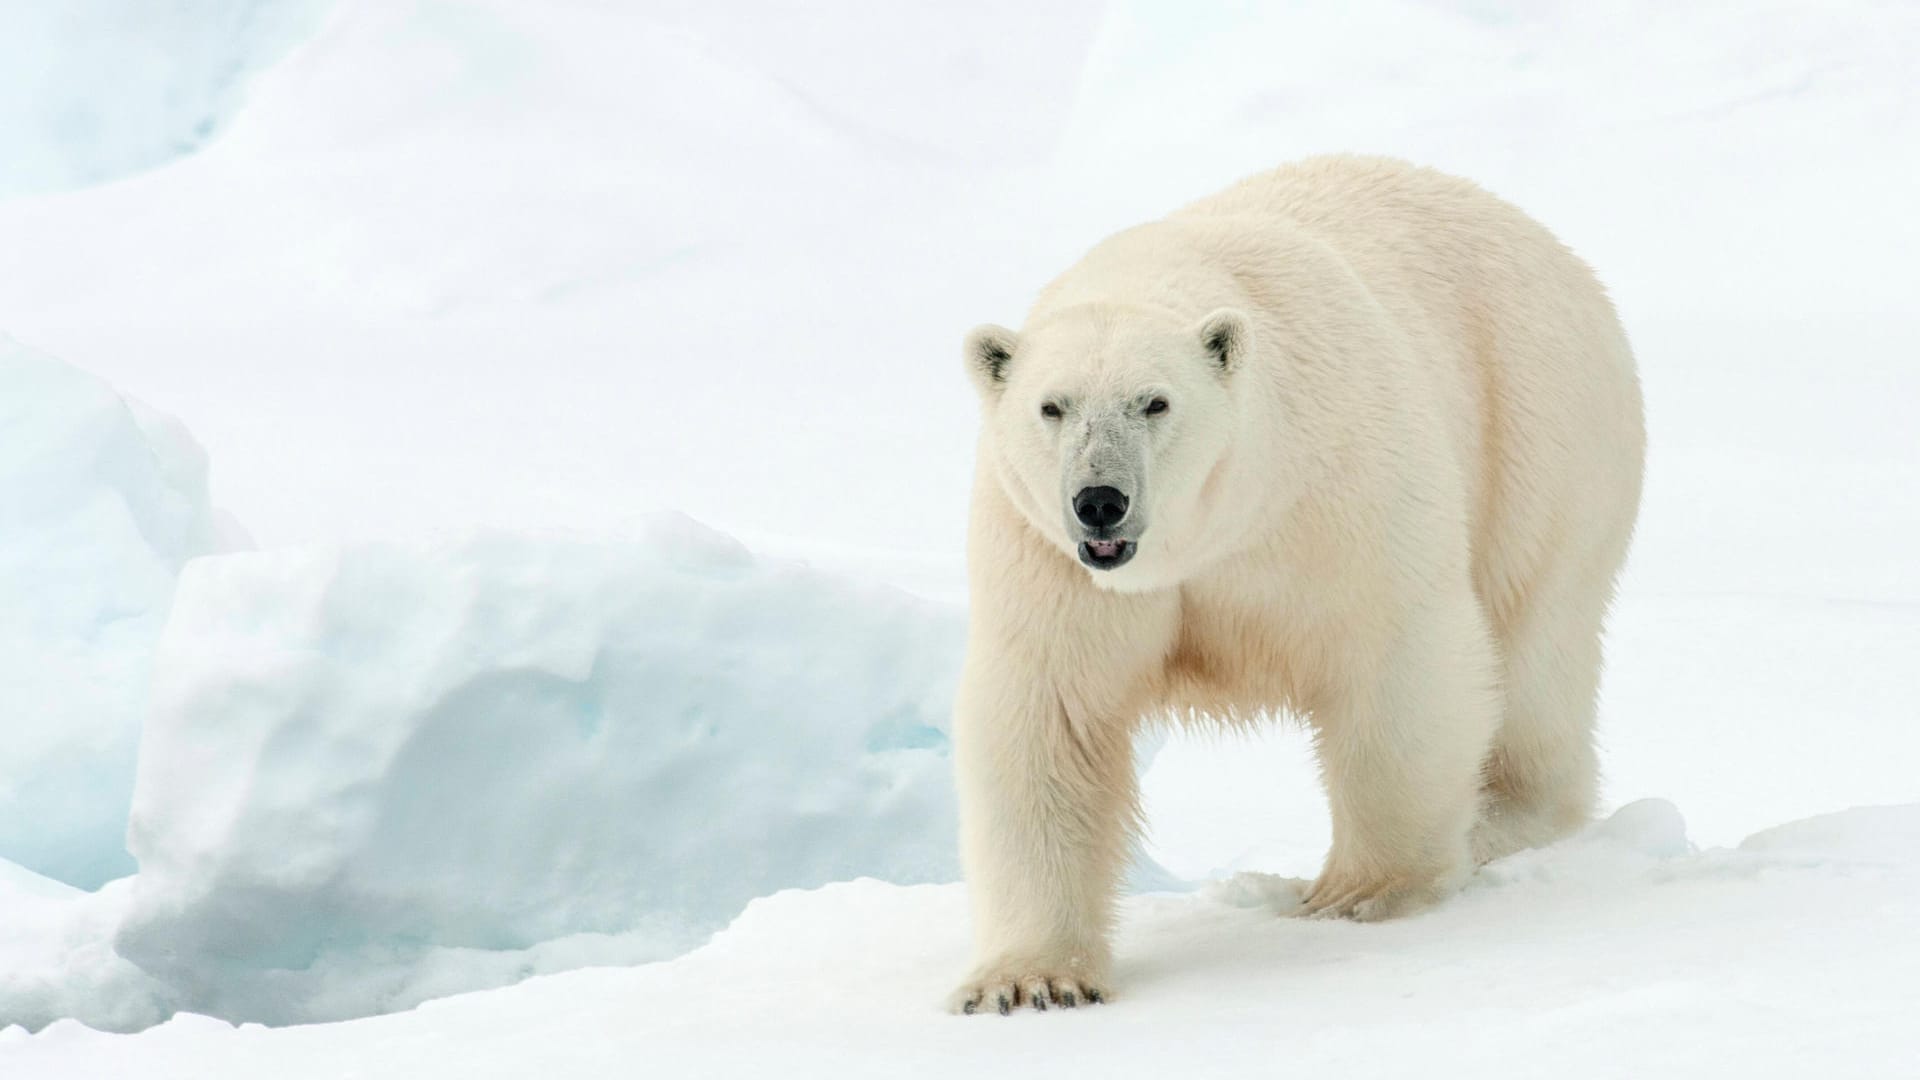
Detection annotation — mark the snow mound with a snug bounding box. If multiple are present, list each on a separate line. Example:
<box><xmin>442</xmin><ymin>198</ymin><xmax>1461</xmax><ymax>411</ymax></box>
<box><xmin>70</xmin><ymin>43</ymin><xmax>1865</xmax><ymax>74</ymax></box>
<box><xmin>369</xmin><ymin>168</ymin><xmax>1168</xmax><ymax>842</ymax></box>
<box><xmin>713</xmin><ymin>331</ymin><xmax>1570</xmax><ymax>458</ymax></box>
<box><xmin>1739</xmin><ymin>803</ymin><xmax>1920</xmax><ymax>862</ymax></box>
<box><xmin>0</xmin><ymin>861</ymin><xmax>171</xmax><ymax>1035</ymax></box>
<box><xmin>0</xmin><ymin>336</ymin><xmax>228</xmax><ymax>888</ymax></box>
<box><xmin>112</xmin><ymin>520</ymin><xmax>967</xmax><ymax>1025</ymax></box>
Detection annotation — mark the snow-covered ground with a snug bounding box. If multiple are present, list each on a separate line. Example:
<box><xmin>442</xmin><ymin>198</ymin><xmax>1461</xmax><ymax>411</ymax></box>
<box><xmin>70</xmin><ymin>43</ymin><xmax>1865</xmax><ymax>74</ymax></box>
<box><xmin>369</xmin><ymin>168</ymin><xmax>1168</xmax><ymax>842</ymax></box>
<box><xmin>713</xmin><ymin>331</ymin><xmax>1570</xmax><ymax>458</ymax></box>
<box><xmin>2</xmin><ymin>0</ymin><xmax>1916</xmax><ymax>1075</ymax></box>
<box><xmin>9</xmin><ymin>802</ymin><xmax>1918</xmax><ymax>1079</ymax></box>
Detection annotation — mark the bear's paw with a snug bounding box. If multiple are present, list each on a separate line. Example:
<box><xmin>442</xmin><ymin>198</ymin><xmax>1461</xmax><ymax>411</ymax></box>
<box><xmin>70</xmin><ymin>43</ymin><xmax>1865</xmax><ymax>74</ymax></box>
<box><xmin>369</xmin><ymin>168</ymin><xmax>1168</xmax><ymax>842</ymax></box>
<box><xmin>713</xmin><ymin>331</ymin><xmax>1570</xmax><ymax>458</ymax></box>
<box><xmin>1297</xmin><ymin>863</ymin><xmax>1459</xmax><ymax>921</ymax></box>
<box><xmin>949</xmin><ymin>960</ymin><xmax>1106</xmax><ymax>1016</ymax></box>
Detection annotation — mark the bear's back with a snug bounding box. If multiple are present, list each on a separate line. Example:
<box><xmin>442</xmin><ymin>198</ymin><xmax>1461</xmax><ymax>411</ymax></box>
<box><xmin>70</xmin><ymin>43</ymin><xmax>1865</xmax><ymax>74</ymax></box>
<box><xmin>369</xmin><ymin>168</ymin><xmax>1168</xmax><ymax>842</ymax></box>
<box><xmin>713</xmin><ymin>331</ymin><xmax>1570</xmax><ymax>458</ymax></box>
<box><xmin>1174</xmin><ymin>155</ymin><xmax>1546</xmax><ymax>252</ymax></box>
<box><xmin>1175</xmin><ymin>155</ymin><xmax>1644</xmax><ymax>626</ymax></box>
<box><xmin>1172</xmin><ymin>156</ymin><xmax>1604</xmax><ymax>338</ymax></box>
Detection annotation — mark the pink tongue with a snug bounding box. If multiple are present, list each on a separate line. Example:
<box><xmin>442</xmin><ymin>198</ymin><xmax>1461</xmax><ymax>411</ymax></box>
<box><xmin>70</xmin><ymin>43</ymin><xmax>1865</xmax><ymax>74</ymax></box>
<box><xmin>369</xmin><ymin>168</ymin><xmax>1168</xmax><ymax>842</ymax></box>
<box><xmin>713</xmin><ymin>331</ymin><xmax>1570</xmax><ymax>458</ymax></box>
<box><xmin>1089</xmin><ymin>540</ymin><xmax>1121</xmax><ymax>557</ymax></box>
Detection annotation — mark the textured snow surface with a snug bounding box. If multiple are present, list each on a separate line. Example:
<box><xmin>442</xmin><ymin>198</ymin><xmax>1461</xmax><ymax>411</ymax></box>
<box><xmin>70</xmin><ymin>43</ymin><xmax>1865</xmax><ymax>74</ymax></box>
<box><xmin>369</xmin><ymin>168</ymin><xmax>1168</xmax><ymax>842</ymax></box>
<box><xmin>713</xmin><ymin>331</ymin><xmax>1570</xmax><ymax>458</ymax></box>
<box><xmin>112</xmin><ymin>522</ymin><xmax>963</xmax><ymax>1025</ymax></box>
<box><xmin>0</xmin><ymin>863</ymin><xmax>170</xmax><ymax>1035</ymax></box>
<box><xmin>0</xmin><ymin>338</ymin><xmax>229</xmax><ymax>888</ymax></box>
<box><xmin>6</xmin><ymin>801</ymin><xmax>1917</xmax><ymax>1079</ymax></box>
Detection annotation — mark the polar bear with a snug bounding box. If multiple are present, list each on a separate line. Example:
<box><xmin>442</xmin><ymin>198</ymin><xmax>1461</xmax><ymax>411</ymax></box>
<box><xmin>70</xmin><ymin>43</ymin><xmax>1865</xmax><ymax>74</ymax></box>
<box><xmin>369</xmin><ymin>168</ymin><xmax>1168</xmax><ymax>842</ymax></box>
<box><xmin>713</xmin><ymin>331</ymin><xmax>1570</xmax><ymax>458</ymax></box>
<box><xmin>950</xmin><ymin>155</ymin><xmax>1644</xmax><ymax>1015</ymax></box>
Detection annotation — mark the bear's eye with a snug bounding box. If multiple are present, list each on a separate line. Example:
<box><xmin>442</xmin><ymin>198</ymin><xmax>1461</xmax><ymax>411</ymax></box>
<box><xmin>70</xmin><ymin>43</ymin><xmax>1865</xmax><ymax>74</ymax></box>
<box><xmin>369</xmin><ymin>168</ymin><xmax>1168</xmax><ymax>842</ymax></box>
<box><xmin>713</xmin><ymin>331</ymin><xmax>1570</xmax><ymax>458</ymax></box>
<box><xmin>1145</xmin><ymin>397</ymin><xmax>1170</xmax><ymax>416</ymax></box>
<box><xmin>1040</xmin><ymin>402</ymin><xmax>1062</xmax><ymax>420</ymax></box>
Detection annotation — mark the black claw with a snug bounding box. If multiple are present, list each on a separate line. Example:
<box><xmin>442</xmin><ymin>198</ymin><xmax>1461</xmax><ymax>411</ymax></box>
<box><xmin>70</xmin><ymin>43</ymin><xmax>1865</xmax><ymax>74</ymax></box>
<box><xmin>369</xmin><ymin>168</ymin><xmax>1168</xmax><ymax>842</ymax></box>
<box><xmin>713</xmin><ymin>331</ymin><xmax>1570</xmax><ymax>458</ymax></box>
<box><xmin>997</xmin><ymin>995</ymin><xmax>1011</xmax><ymax>1016</ymax></box>
<box><xmin>963</xmin><ymin>999</ymin><xmax>977</xmax><ymax>1015</ymax></box>
<box><xmin>1059</xmin><ymin>991</ymin><xmax>1077</xmax><ymax>1008</ymax></box>
<box><xmin>1086</xmin><ymin>989</ymin><xmax>1104</xmax><ymax>1004</ymax></box>
<box><xmin>1033</xmin><ymin>994</ymin><xmax>1047</xmax><ymax>1012</ymax></box>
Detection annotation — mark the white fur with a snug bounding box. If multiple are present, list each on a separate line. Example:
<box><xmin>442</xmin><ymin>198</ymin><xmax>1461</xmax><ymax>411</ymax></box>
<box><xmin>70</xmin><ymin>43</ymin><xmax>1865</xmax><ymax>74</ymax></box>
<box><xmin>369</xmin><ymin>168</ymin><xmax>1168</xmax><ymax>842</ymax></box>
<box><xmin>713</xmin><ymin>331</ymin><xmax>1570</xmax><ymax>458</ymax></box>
<box><xmin>950</xmin><ymin>156</ymin><xmax>1645</xmax><ymax>1014</ymax></box>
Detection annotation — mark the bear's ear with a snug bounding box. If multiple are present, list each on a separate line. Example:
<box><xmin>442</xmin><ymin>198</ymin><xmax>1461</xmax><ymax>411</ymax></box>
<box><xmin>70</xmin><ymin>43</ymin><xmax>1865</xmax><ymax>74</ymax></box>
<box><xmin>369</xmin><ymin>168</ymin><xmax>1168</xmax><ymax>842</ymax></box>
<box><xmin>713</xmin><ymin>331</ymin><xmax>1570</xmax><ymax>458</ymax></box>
<box><xmin>962</xmin><ymin>324</ymin><xmax>1020</xmax><ymax>397</ymax></box>
<box><xmin>1194</xmin><ymin>308</ymin><xmax>1253</xmax><ymax>377</ymax></box>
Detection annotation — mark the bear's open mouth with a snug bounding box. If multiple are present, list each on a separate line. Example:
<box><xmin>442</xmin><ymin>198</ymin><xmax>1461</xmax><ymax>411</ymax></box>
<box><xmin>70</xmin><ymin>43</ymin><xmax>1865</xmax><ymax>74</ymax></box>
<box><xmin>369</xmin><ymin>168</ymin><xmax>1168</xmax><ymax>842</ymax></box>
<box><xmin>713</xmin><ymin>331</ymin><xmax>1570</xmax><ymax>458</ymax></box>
<box><xmin>1078</xmin><ymin>538</ymin><xmax>1134</xmax><ymax>570</ymax></box>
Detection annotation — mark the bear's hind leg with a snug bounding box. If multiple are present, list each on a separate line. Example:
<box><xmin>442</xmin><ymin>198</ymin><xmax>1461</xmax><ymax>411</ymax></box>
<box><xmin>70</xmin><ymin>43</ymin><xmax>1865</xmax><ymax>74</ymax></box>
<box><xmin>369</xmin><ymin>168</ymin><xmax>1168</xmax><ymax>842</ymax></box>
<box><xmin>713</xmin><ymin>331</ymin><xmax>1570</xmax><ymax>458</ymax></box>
<box><xmin>1472</xmin><ymin>582</ymin><xmax>1609</xmax><ymax>864</ymax></box>
<box><xmin>1301</xmin><ymin>595</ymin><xmax>1502</xmax><ymax>920</ymax></box>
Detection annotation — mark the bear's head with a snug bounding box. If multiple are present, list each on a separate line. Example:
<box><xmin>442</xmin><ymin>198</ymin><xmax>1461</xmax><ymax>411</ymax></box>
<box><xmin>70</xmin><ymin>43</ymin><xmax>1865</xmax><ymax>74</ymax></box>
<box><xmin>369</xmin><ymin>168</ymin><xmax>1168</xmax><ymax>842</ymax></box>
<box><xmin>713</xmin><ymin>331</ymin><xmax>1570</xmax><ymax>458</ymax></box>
<box><xmin>964</xmin><ymin>303</ymin><xmax>1253</xmax><ymax>592</ymax></box>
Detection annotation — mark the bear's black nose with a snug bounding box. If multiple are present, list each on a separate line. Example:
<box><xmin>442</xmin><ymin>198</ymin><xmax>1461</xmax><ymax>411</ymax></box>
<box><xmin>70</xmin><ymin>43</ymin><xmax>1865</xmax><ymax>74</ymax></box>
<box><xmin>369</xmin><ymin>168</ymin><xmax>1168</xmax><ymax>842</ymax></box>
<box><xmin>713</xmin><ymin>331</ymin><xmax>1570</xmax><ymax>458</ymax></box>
<box><xmin>1073</xmin><ymin>486</ymin><xmax>1130</xmax><ymax>529</ymax></box>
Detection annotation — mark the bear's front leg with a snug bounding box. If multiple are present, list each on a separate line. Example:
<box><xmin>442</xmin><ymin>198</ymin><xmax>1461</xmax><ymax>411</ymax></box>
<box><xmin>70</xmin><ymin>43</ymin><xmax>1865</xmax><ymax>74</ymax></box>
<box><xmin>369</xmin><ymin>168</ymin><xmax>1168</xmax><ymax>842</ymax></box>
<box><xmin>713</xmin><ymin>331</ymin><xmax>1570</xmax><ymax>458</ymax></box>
<box><xmin>948</xmin><ymin>654</ymin><xmax>1137</xmax><ymax>1014</ymax></box>
<box><xmin>1302</xmin><ymin>595</ymin><xmax>1501</xmax><ymax>920</ymax></box>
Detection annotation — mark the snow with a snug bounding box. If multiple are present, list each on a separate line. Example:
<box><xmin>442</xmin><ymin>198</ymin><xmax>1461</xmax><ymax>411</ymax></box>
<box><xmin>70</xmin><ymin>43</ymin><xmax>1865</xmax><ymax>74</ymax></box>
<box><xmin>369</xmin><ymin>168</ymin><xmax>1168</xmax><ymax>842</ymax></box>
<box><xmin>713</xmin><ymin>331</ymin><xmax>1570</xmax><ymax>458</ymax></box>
<box><xmin>7</xmin><ymin>802</ymin><xmax>1918</xmax><ymax>1079</ymax></box>
<box><xmin>111</xmin><ymin>522</ymin><xmax>964</xmax><ymax>1026</ymax></box>
<box><xmin>0</xmin><ymin>864</ymin><xmax>170</xmax><ymax>1035</ymax></box>
<box><xmin>0</xmin><ymin>1</ymin><xmax>331</xmax><ymax>198</ymax></box>
<box><xmin>0</xmin><ymin>338</ymin><xmax>230</xmax><ymax>888</ymax></box>
<box><xmin>2</xmin><ymin>0</ymin><xmax>1918</xmax><ymax>1074</ymax></box>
